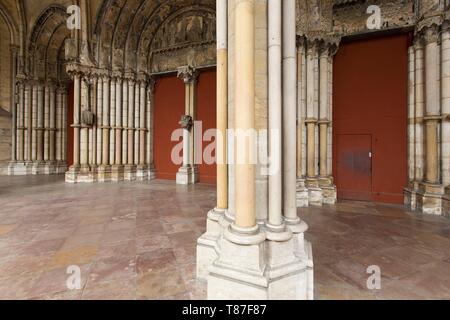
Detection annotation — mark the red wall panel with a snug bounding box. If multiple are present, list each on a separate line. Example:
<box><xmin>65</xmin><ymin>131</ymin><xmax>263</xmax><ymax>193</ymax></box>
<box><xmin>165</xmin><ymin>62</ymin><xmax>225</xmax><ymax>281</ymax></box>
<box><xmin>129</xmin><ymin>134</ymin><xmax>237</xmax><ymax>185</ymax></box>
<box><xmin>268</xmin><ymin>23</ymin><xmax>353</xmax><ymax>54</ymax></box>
<box><xmin>333</xmin><ymin>34</ymin><xmax>408</xmax><ymax>204</ymax></box>
<box><xmin>196</xmin><ymin>70</ymin><xmax>217</xmax><ymax>184</ymax></box>
<box><xmin>153</xmin><ymin>75</ymin><xmax>185</xmax><ymax>180</ymax></box>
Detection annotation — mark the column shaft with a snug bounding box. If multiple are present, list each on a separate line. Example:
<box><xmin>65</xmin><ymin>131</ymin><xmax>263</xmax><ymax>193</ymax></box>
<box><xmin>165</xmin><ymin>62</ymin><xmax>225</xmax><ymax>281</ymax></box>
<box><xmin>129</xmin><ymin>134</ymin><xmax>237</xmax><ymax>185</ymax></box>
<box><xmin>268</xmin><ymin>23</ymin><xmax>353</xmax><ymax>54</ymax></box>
<box><xmin>128</xmin><ymin>80</ymin><xmax>135</xmax><ymax>166</ymax></box>
<box><xmin>102</xmin><ymin>77</ymin><xmax>110</xmax><ymax>166</ymax></box>
<box><xmin>73</xmin><ymin>75</ymin><xmax>81</xmax><ymax>166</ymax></box>
<box><xmin>441</xmin><ymin>24</ymin><xmax>450</xmax><ymax>186</ymax></box>
<box><xmin>319</xmin><ymin>50</ymin><xmax>329</xmax><ymax>177</ymax></box>
<box><xmin>268</xmin><ymin>0</ymin><xmax>282</xmax><ymax>227</ymax></box>
<box><xmin>234</xmin><ymin>0</ymin><xmax>256</xmax><ymax>229</ymax></box>
<box><xmin>139</xmin><ymin>81</ymin><xmax>147</xmax><ymax>166</ymax></box>
<box><xmin>115</xmin><ymin>78</ymin><xmax>123</xmax><ymax>165</ymax></box>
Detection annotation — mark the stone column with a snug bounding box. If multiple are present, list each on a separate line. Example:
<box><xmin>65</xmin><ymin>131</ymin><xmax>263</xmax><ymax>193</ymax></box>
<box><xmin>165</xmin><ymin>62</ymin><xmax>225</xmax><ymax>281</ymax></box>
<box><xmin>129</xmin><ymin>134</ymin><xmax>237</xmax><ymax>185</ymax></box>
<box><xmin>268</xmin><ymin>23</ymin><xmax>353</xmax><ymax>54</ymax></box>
<box><xmin>56</xmin><ymin>86</ymin><xmax>63</xmax><ymax>164</ymax></box>
<box><xmin>134</xmin><ymin>79</ymin><xmax>141</xmax><ymax>167</ymax></box>
<box><xmin>176</xmin><ymin>65</ymin><xmax>199</xmax><ymax>185</ymax></box>
<box><xmin>17</xmin><ymin>79</ymin><xmax>25</xmax><ymax>162</ymax></box>
<box><xmin>80</xmin><ymin>77</ymin><xmax>90</xmax><ymax>174</ymax></box>
<box><xmin>49</xmin><ymin>84</ymin><xmax>56</xmax><ymax>167</ymax></box>
<box><xmin>197</xmin><ymin>0</ymin><xmax>229</xmax><ymax>280</ymax></box>
<box><xmin>96</xmin><ymin>75</ymin><xmax>104</xmax><ymax>166</ymax></box>
<box><xmin>44</xmin><ymin>85</ymin><xmax>50</xmax><ymax>163</ymax></box>
<box><xmin>282</xmin><ymin>0</ymin><xmax>300</xmax><ymax>224</ymax></box>
<box><xmin>267</xmin><ymin>0</ymin><xmax>283</xmax><ymax>229</ymax></box>
<box><xmin>35</xmin><ymin>82</ymin><xmax>45</xmax><ymax>173</ymax></box>
<box><xmin>417</xmin><ymin>25</ymin><xmax>444</xmax><ymax>215</ymax></box>
<box><xmin>125</xmin><ymin>75</ymin><xmax>136</xmax><ymax>180</ymax></box>
<box><xmin>296</xmin><ymin>38</ymin><xmax>309</xmax><ymax>207</ymax></box>
<box><xmin>122</xmin><ymin>78</ymin><xmax>129</xmax><ymax>167</ymax></box>
<box><xmin>415</xmin><ymin>38</ymin><xmax>425</xmax><ymax>184</ymax></box>
<box><xmin>98</xmin><ymin>75</ymin><xmax>111</xmax><ymax>181</ymax></box>
<box><xmin>206</xmin><ymin>0</ymin><xmax>313</xmax><ymax>300</ymax></box>
<box><xmin>137</xmin><ymin>75</ymin><xmax>148</xmax><ymax>180</ymax></box>
<box><xmin>109</xmin><ymin>77</ymin><xmax>116</xmax><ymax>167</ymax></box>
<box><xmin>442</xmin><ymin>20</ymin><xmax>450</xmax><ymax>217</ymax></box>
<box><xmin>441</xmin><ymin>21</ymin><xmax>450</xmax><ymax>188</ymax></box>
<box><xmin>66</xmin><ymin>73</ymin><xmax>82</xmax><ymax>182</ymax></box>
<box><xmin>318</xmin><ymin>41</ymin><xmax>337</xmax><ymax>204</ymax></box>
<box><xmin>10</xmin><ymin>47</ymin><xmax>18</xmax><ymax>163</ymax></box>
<box><xmin>26</xmin><ymin>82</ymin><xmax>33</xmax><ymax>164</ymax></box>
<box><xmin>112</xmin><ymin>75</ymin><xmax>124</xmax><ymax>181</ymax></box>
<box><xmin>305</xmin><ymin>40</ymin><xmax>321</xmax><ymax>205</ymax></box>
<box><xmin>61</xmin><ymin>87</ymin><xmax>68</xmax><ymax>166</ymax></box>
<box><xmin>147</xmin><ymin>78</ymin><xmax>156</xmax><ymax>179</ymax></box>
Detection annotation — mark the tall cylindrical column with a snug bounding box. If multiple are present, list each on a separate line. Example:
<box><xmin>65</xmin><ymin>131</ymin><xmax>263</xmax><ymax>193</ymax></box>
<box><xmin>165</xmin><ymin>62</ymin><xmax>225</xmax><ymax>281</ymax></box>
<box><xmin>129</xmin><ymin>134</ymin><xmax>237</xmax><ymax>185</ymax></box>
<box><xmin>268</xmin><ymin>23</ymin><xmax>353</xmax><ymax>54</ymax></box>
<box><xmin>134</xmin><ymin>81</ymin><xmax>141</xmax><ymax>166</ymax></box>
<box><xmin>36</xmin><ymin>83</ymin><xmax>45</xmax><ymax>162</ymax></box>
<box><xmin>73</xmin><ymin>74</ymin><xmax>81</xmax><ymax>167</ymax></box>
<box><xmin>234</xmin><ymin>0</ymin><xmax>256</xmax><ymax>229</ymax></box>
<box><xmin>49</xmin><ymin>85</ymin><xmax>56</xmax><ymax>162</ymax></box>
<box><xmin>319</xmin><ymin>45</ymin><xmax>329</xmax><ymax>178</ymax></box>
<box><xmin>414</xmin><ymin>39</ymin><xmax>425</xmax><ymax>182</ymax></box>
<box><xmin>139</xmin><ymin>80</ymin><xmax>147</xmax><ymax>166</ymax></box>
<box><xmin>110</xmin><ymin>77</ymin><xmax>117</xmax><ymax>166</ymax></box>
<box><xmin>306</xmin><ymin>41</ymin><xmax>318</xmax><ymax>179</ymax></box>
<box><xmin>283</xmin><ymin>0</ymin><xmax>298</xmax><ymax>222</ymax></box>
<box><xmin>115</xmin><ymin>77</ymin><xmax>123</xmax><ymax>166</ymax></box>
<box><xmin>102</xmin><ymin>76</ymin><xmax>110</xmax><ymax>166</ymax></box>
<box><xmin>441</xmin><ymin>22</ymin><xmax>450</xmax><ymax>187</ymax></box>
<box><xmin>44</xmin><ymin>85</ymin><xmax>50</xmax><ymax>162</ymax></box>
<box><xmin>268</xmin><ymin>0</ymin><xmax>282</xmax><ymax>228</ymax></box>
<box><xmin>216</xmin><ymin>0</ymin><xmax>228</xmax><ymax>210</ymax></box>
<box><xmin>127</xmin><ymin>79</ymin><xmax>135</xmax><ymax>166</ymax></box>
<box><xmin>408</xmin><ymin>46</ymin><xmax>416</xmax><ymax>183</ymax></box>
<box><xmin>122</xmin><ymin>79</ymin><xmax>129</xmax><ymax>165</ymax></box>
<box><xmin>96</xmin><ymin>76</ymin><xmax>103</xmax><ymax>166</ymax></box>
<box><xmin>424</xmin><ymin>27</ymin><xmax>440</xmax><ymax>184</ymax></box>
<box><xmin>17</xmin><ymin>80</ymin><xmax>25</xmax><ymax>161</ymax></box>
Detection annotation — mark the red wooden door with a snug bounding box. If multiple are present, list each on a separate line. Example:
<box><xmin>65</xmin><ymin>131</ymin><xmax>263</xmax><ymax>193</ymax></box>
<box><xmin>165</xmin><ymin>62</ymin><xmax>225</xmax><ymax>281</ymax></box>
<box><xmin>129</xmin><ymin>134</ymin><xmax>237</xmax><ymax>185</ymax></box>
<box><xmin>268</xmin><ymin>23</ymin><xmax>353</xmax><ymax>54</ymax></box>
<box><xmin>196</xmin><ymin>69</ymin><xmax>217</xmax><ymax>184</ymax></box>
<box><xmin>67</xmin><ymin>83</ymin><xmax>74</xmax><ymax>167</ymax></box>
<box><xmin>154</xmin><ymin>76</ymin><xmax>185</xmax><ymax>180</ymax></box>
<box><xmin>333</xmin><ymin>34</ymin><xmax>408</xmax><ymax>204</ymax></box>
<box><xmin>336</xmin><ymin>134</ymin><xmax>372</xmax><ymax>201</ymax></box>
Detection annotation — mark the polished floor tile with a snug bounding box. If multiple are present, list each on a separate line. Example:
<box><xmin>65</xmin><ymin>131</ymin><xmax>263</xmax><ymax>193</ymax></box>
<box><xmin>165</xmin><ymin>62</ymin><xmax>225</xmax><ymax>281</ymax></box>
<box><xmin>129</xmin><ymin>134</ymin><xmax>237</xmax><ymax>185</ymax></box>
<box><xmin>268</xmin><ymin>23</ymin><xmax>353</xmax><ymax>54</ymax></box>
<box><xmin>0</xmin><ymin>175</ymin><xmax>449</xmax><ymax>300</ymax></box>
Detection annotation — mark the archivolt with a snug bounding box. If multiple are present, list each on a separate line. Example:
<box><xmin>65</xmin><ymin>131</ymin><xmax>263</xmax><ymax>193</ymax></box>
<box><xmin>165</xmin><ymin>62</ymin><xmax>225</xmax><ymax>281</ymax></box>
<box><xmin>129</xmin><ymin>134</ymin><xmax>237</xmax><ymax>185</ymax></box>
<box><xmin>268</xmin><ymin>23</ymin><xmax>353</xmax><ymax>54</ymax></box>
<box><xmin>28</xmin><ymin>5</ymin><xmax>70</xmax><ymax>81</ymax></box>
<box><xmin>94</xmin><ymin>0</ymin><xmax>215</xmax><ymax>73</ymax></box>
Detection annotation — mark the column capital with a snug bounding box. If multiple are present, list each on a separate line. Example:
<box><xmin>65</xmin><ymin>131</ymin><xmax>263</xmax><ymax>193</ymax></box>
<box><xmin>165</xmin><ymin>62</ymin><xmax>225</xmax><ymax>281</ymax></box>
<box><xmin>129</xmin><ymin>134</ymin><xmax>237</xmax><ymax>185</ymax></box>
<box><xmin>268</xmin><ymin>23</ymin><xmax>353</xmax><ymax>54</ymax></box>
<box><xmin>416</xmin><ymin>18</ymin><xmax>442</xmax><ymax>45</ymax></box>
<box><xmin>177</xmin><ymin>65</ymin><xmax>199</xmax><ymax>84</ymax></box>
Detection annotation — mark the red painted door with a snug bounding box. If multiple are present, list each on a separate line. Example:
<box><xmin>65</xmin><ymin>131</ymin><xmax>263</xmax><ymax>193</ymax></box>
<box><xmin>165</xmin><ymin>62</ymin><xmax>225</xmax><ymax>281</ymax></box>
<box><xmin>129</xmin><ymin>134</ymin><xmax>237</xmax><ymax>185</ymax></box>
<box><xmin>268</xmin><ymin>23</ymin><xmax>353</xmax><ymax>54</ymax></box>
<box><xmin>197</xmin><ymin>70</ymin><xmax>217</xmax><ymax>184</ymax></box>
<box><xmin>336</xmin><ymin>134</ymin><xmax>372</xmax><ymax>201</ymax></box>
<box><xmin>67</xmin><ymin>83</ymin><xmax>74</xmax><ymax>167</ymax></box>
<box><xmin>333</xmin><ymin>34</ymin><xmax>408</xmax><ymax>204</ymax></box>
<box><xmin>154</xmin><ymin>76</ymin><xmax>185</xmax><ymax>180</ymax></box>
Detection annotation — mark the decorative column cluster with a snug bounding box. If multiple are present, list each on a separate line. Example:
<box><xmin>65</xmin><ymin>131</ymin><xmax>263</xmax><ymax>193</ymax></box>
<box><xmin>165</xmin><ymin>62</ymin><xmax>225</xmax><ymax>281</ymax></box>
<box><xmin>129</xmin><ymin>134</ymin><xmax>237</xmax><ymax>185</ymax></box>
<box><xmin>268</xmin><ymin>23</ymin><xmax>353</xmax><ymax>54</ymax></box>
<box><xmin>296</xmin><ymin>36</ymin><xmax>338</xmax><ymax>207</ymax></box>
<box><xmin>8</xmin><ymin>75</ymin><xmax>68</xmax><ymax>175</ymax></box>
<box><xmin>65</xmin><ymin>67</ymin><xmax>155</xmax><ymax>183</ymax></box>
<box><xmin>176</xmin><ymin>65</ymin><xmax>199</xmax><ymax>185</ymax></box>
<box><xmin>405</xmin><ymin>17</ymin><xmax>450</xmax><ymax>216</ymax></box>
<box><xmin>197</xmin><ymin>0</ymin><xmax>313</xmax><ymax>300</ymax></box>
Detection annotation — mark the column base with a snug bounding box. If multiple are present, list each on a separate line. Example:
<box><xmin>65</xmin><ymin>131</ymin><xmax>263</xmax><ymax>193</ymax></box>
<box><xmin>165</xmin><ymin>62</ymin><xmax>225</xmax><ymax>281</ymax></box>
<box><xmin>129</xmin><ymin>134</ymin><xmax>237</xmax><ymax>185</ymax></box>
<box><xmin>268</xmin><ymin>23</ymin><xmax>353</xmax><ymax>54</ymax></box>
<box><xmin>148</xmin><ymin>165</ymin><xmax>156</xmax><ymax>181</ymax></box>
<box><xmin>97</xmin><ymin>165</ymin><xmax>112</xmax><ymax>183</ymax></box>
<box><xmin>8</xmin><ymin>161</ymin><xmax>31</xmax><ymax>175</ymax></box>
<box><xmin>111</xmin><ymin>165</ymin><xmax>125</xmax><ymax>182</ymax></box>
<box><xmin>176</xmin><ymin>166</ymin><xmax>199</xmax><ymax>185</ymax></box>
<box><xmin>443</xmin><ymin>186</ymin><xmax>450</xmax><ymax>219</ymax></box>
<box><xmin>318</xmin><ymin>177</ymin><xmax>337</xmax><ymax>205</ymax></box>
<box><xmin>416</xmin><ymin>182</ymin><xmax>445</xmax><ymax>215</ymax></box>
<box><xmin>296</xmin><ymin>178</ymin><xmax>309</xmax><ymax>208</ymax></box>
<box><xmin>196</xmin><ymin>208</ymin><xmax>229</xmax><ymax>281</ymax></box>
<box><xmin>124</xmin><ymin>165</ymin><xmax>136</xmax><ymax>181</ymax></box>
<box><xmin>65</xmin><ymin>165</ymin><xmax>96</xmax><ymax>183</ymax></box>
<box><xmin>56</xmin><ymin>161</ymin><xmax>68</xmax><ymax>174</ymax></box>
<box><xmin>136</xmin><ymin>165</ymin><xmax>148</xmax><ymax>181</ymax></box>
<box><xmin>206</xmin><ymin>224</ymin><xmax>313</xmax><ymax>300</ymax></box>
<box><xmin>404</xmin><ymin>181</ymin><xmax>420</xmax><ymax>211</ymax></box>
<box><xmin>306</xmin><ymin>178</ymin><xmax>323</xmax><ymax>206</ymax></box>
<box><xmin>32</xmin><ymin>161</ymin><xmax>47</xmax><ymax>175</ymax></box>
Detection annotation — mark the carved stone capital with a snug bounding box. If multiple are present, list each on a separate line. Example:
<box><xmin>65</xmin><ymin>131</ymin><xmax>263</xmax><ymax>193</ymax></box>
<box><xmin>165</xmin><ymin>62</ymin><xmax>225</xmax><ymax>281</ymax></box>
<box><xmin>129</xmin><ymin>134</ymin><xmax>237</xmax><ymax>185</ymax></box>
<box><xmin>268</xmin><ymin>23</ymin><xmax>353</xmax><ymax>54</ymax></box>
<box><xmin>179</xmin><ymin>115</ymin><xmax>193</xmax><ymax>131</ymax></box>
<box><xmin>177</xmin><ymin>65</ymin><xmax>198</xmax><ymax>84</ymax></box>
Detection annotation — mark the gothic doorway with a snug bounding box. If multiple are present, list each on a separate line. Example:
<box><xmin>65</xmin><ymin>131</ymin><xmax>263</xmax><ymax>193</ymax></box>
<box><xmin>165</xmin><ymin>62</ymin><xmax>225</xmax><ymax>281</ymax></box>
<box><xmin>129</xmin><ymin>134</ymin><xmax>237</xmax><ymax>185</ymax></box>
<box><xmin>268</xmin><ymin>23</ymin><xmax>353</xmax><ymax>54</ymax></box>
<box><xmin>333</xmin><ymin>33</ymin><xmax>408</xmax><ymax>204</ymax></box>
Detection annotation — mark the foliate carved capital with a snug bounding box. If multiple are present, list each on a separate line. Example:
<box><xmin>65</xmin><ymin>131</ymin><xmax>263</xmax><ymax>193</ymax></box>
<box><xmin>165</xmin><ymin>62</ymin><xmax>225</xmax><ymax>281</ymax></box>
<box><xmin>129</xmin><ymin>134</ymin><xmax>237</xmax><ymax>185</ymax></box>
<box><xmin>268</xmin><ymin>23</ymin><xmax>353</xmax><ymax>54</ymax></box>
<box><xmin>423</xmin><ymin>24</ymin><xmax>441</xmax><ymax>44</ymax></box>
<box><xmin>179</xmin><ymin>115</ymin><xmax>193</xmax><ymax>131</ymax></box>
<box><xmin>177</xmin><ymin>65</ymin><xmax>198</xmax><ymax>84</ymax></box>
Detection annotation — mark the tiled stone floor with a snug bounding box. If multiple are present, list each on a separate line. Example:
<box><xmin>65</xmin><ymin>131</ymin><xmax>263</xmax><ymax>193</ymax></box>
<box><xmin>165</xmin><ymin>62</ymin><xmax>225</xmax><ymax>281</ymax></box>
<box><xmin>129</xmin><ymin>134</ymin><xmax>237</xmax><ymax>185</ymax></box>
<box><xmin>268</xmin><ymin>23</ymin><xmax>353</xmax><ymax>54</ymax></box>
<box><xmin>0</xmin><ymin>175</ymin><xmax>449</xmax><ymax>300</ymax></box>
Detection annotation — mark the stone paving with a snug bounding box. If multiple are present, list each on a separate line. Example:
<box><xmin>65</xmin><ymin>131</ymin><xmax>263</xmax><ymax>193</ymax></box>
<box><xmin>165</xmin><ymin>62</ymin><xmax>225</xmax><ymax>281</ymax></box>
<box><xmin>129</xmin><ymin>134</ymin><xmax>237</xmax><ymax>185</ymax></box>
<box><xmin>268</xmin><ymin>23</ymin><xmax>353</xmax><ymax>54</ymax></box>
<box><xmin>0</xmin><ymin>176</ymin><xmax>449</xmax><ymax>300</ymax></box>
